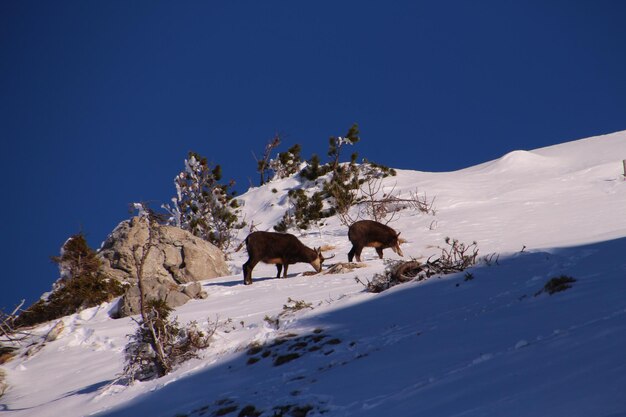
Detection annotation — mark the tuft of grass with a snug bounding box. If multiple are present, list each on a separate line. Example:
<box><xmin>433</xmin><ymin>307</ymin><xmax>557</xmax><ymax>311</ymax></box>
<box><xmin>538</xmin><ymin>275</ymin><xmax>577</xmax><ymax>295</ymax></box>
<box><xmin>238</xmin><ymin>405</ymin><xmax>262</xmax><ymax>417</ymax></box>
<box><xmin>290</xmin><ymin>405</ymin><xmax>313</xmax><ymax>417</ymax></box>
<box><xmin>274</xmin><ymin>353</ymin><xmax>301</xmax><ymax>366</ymax></box>
<box><xmin>246</xmin><ymin>345</ymin><xmax>263</xmax><ymax>355</ymax></box>
<box><xmin>214</xmin><ymin>405</ymin><xmax>238</xmax><ymax>416</ymax></box>
<box><xmin>246</xmin><ymin>357</ymin><xmax>260</xmax><ymax>365</ymax></box>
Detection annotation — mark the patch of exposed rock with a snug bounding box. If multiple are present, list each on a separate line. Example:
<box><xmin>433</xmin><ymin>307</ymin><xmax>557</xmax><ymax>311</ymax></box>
<box><xmin>98</xmin><ymin>217</ymin><xmax>230</xmax><ymax>317</ymax></box>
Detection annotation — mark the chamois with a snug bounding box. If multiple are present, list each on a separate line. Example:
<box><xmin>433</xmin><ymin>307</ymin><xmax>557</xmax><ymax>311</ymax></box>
<box><xmin>242</xmin><ymin>231</ymin><xmax>326</xmax><ymax>285</ymax></box>
<box><xmin>347</xmin><ymin>220</ymin><xmax>404</xmax><ymax>262</ymax></box>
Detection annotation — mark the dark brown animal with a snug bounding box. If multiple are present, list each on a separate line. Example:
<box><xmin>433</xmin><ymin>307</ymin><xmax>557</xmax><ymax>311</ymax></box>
<box><xmin>347</xmin><ymin>220</ymin><xmax>404</xmax><ymax>262</ymax></box>
<box><xmin>242</xmin><ymin>231</ymin><xmax>326</xmax><ymax>285</ymax></box>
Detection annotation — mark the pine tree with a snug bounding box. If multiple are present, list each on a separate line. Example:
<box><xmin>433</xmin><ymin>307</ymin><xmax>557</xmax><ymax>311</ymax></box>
<box><xmin>15</xmin><ymin>233</ymin><xmax>125</xmax><ymax>327</ymax></box>
<box><xmin>162</xmin><ymin>152</ymin><xmax>244</xmax><ymax>251</ymax></box>
<box><xmin>269</xmin><ymin>144</ymin><xmax>302</xmax><ymax>179</ymax></box>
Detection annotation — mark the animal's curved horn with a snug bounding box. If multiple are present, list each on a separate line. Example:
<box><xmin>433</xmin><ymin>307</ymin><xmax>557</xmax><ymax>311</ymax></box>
<box><xmin>325</xmin><ymin>253</ymin><xmax>336</xmax><ymax>260</ymax></box>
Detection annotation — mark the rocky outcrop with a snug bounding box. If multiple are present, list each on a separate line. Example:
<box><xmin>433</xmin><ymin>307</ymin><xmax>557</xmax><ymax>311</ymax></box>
<box><xmin>98</xmin><ymin>217</ymin><xmax>230</xmax><ymax>317</ymax></box>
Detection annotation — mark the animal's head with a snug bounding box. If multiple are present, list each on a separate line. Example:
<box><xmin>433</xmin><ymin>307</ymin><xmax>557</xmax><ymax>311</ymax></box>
<box><xmin>311</xmin><ymin>247</ymin><xmax>335</xmax><ymax>272</ymax></box>
<box><xmin>391</xmin><ymin>232</ymin><xmax>405</xmax><ymax>257</ymax></box>
<box><xmin>310</xmin><ymin>247</ymin><xmax>325</xmax><ymax>272</ymax></box>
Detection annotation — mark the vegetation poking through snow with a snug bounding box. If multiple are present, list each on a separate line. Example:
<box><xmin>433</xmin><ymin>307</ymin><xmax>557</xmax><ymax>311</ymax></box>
<box><xmin>269</xmin><ymin>143</ymin><xmax>303</xmax><ymax>181</ymax></box>
<box><xmin>245</xmin><ymin>329</ymin><xmax>344</xmax><ymax>368</ymax></box>
<box><xmin>122</xmin><ymin>299</ymin><xmax>215</xmax><ymax>382</ymax></box>
<box><xmin>536</xmin><ymin>275</ymin><xmax>577</xmax><ymax>296</ymax></box>
<box><xmin>361</xmin><ymin>238</ymin><xmax>480</xmax><ymax>293</ymax></box>
<box><xmin>272</xmin><ymin>124</ymin><xmax>418</xmax><ymax>231</ymax></box>
<box><xmin>273</xmin><ymin>188</ymin><xmax>329</xmax><ymax>232</ymax></box>
<box><xmin>14</xmin><ymin>233</ymin><xmax>126</xmax><ymax>328</ymax></box>
<box><xmin>263</xmin><ymin>298</ymin><xmax>314</xmax><ymax>330</ymax></box>
<box><xmin>162</xmin><ymin>152</ymin><xmax>245</xmax><ymax>251</ymax></box>
<box><xmin>255</xmin><ymin>134</ymin><xmax>281</xmax><ymax>186</ymax></box>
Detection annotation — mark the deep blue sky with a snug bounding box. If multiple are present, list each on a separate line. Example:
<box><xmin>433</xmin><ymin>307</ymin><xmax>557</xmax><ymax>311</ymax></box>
<box><xmin>2</xmin><ymin>1</ymin><xmax>625</xmax><ymax>311</ymax></box>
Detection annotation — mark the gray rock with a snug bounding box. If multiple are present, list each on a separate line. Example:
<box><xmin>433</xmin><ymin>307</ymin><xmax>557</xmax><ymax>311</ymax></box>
<box><xmin>99</xmin><ymin>217</ymin><xmax>229</xmax><ymax>317</ymax></box>
<box><xmin>117</xmin><ymin>277</ymin><xmax>192</xmax><ymax>317</ymax></box>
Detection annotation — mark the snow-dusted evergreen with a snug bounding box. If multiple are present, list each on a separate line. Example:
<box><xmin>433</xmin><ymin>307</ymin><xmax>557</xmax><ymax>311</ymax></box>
<box><xmin>162</xmin><ymin>153</ymin><xmax>242</xmax><ymax>250</ymax></box>
<box><xmin>1</xmin><ymin>131</ymin><xmax>625</xmax><ymax>417</ymax></box>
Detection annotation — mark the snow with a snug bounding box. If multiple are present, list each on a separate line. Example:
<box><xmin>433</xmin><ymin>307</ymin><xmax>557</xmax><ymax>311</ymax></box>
<box><xmin>2</xmin><ymin>130</ymin><xmax>626</xmax><ymax>417</ymax></box>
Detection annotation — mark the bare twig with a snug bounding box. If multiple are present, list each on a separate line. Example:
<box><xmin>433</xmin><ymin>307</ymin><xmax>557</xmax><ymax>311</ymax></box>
<box><xmin>255</xmin><ymin>134</ymin><xmax>281</xmax><ymax>186</ymax></box>
<box><xmin>0</xmin><ymin>300</ymin><xmax>27</xmax><ymax>343</ymax></box>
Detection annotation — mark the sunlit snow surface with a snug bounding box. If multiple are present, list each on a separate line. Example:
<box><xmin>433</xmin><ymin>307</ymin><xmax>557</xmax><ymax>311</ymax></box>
<box><xmin>2</xmin><ymin>131</ymin><xmax>625</xmax><ymax>417</ymax></box>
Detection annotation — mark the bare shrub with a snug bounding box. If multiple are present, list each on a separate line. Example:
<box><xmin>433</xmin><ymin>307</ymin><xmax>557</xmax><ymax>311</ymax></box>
<box><xmin>361</xmin><ymin>238</ymin><xmax>479</xmax><ymax>293</ymax></box>
<box><xmin>356</xmin><ymin>176</ymin><xmax>436</xmax><ymax>225</ymax></box>
<box><xmin>0</xmin><ymin>300</ymin><xmax>25</xmax><ymax>343</ymax></box>
<box><xmin>122</xmin><ymin>299</ymin><xmax>215</xmax><ymax>381</ymax></box>
<box><xmin>255</xmin><ymin>134</ymin><xmax>281</xmax><ymax>186</ymax></box>
<box><xmin>263</xmin><ymin>298</ymin><xmax>313</xmax><ymax>330</ymax></box>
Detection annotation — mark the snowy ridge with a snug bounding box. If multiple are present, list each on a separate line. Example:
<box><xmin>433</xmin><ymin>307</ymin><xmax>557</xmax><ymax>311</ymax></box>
<box><xmin>1</xmin><ymin>131</ymin><xmax>626</xmax><ymax>417</ymax></box>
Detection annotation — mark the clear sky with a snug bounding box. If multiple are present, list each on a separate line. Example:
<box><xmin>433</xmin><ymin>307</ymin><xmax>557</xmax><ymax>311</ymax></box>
<box><xmin>2</xmin><ymin>1</ymin><xmax>625</xmax><ymax>311</ymax></box>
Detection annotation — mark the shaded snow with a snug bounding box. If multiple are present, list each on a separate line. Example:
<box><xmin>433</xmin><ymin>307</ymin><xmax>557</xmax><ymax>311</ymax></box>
<box><xmin>2</xmin><ymin>130</ymin><xmax>626</xmax><ymax>417</ymax></box>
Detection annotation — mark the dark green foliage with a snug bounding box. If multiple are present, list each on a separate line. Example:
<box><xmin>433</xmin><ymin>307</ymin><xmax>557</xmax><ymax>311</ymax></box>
<box><xmin>246</xmin><ymin>356</ymin><xmax>261</xmax><ymax>365</ymax></box>
<box><xmin>15</xmin><ymin>233</ymin><xmax>125</xmax><ymax>328</ymax></box>
<box><xmin>299</xmin><ymin>154</ymin><xmax>331</xmax><ymax>181</ymax></box>
<box><xmin>238</xmin><ymin>405</ymin><xmax>262</xmax><ymax>417</ymax></box>
<box><xmin>167</xmin><ymin>151</ymin><xmax>244</xmax><ymax>250</ymax></box>
<box><xmin>362</xmin><ymin>158</ymin><xmax>397</xmax><ymax>177</ymax></box>
<box><xmin>273</xmin><ymin>353</ymin><xmax>301</xmax><ymax>366</ymax></box>
<box><xmin>270</xmin><ymin>144</ymin><xmax>303</xmax><ymax>180</ymax></box>
<box><xmin>322</xmin><ymin>124</ymin><xmax>365</xmax><ymax>220</ymax></box>
<box><xmin>323</xmin><ymin>163</ymin><xmax>361</xmax><ymax>219</ymax></box>
<box><xmin>247</xmin><ymin>345</ymin><xmax>263</xmax><ymax>355</ymax></box>
<box><xmin>290</xmin><ymin>405</ymin><xmax>314</xmax><ymax>417</ymax></box>
<box><xmin>51</xmin><ymin>233</ymin><xmax>101</xmax><ymax>279</ymax></box>
<box><xmin>540</xmin><ymin>275</ymin><xmax>577</xmax><ymax>295</ymax></box>
<box><xmin>214</xmin><ymin>405</ymin><xmax>238</xmax><ymax>416</ymax></box>
<box><xmin>275</xmin><ymin>123</ymin><xmax>406</xmax><ymax>231</ymax></box>
<box><xmin>273</xmin><ymin>189</ymin><xmax>331</xmax><ymax>231</ymax></box>
<box><xmin>273</xmin><ymin>220</ymin><xmax>288</xmax><ymax>233</ymax></box>
<box><xmin>328</xmin><ymin>123</ymin><xmax>360</xmax><ymax>171</ymax></box>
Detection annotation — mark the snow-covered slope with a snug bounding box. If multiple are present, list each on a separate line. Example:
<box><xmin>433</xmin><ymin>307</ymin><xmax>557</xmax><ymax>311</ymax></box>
<box><xmin>2</xmin><ymin>131</ymin><xmax>626</xmax><ymax>417</ymax></box>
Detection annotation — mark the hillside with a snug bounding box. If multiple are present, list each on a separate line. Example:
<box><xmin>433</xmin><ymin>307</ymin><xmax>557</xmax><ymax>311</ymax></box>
<box><xmin>1</xmin><ymin>131</ymin><xmax>625</xmax><ymax>417</ymax></box>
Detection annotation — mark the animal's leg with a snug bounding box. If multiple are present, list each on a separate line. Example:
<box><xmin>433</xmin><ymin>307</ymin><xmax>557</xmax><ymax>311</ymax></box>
<box><xmin>243</xmin><ymin>259</ymin><xmax>258</xmax><ymax>285</ymax></box>
<box><xmin>355</xmin><ymin>246</ymin><xmax>363</xmax><ymax>262</ymax></box>
<box><xmin>376</xmin><ymin>247</ymin><xmax>384</xmax><ymax>259</ymax></box>
<box><xmin>348</xmin><ymin>246</ymin><xmax>356</xmax><ymax>262</ymax></box>
<box><xmin>276</xmin><ymin>264</ymin><xmax>282</xmax><ymax>278</ymax></box>
<box><xmin>283</xmin><ymin>264</ymin><xmax>289</xmax><ymax>278</ymax></box>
